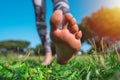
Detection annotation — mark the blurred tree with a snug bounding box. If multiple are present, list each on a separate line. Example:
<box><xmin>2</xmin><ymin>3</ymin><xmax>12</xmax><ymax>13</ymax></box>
<box><xmin>0</xmin><ymin>40</ymin><xmax>30</xmax><ymax>53</ymax></box>
<box><xmin>87</xmin><ymin>7</ymin><xmax>120</xmax><ymax>40</ymax></box>
<box><xmin>34</xmin><ymin>44</ymin><xmax>45</xmax><ymax>55</ymax></box>
<box><xmin>79</xmin><ymin>7</ymin><xmax>120</xmax><ymax>52</ymax></box>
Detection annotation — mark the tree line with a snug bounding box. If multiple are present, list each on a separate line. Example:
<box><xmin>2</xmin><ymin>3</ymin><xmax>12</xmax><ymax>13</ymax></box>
<box><xmin>0</xmin><ymin>40</ymin><xmax>56</xmax><ymax>55</ymax></box>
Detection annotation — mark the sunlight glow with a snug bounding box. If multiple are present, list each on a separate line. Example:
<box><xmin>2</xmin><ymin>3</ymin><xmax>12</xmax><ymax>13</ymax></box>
<box><xmin>107</xmin><ymin>0</ymin><xmax>120</xmax><ymax>8</ymax></box>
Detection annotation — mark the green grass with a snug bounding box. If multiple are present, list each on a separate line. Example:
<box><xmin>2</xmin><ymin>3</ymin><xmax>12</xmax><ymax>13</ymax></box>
<box><xmin>0</xmin><ymin>51</ymin><xmax>120</xmax><ymax>80</ymax></box>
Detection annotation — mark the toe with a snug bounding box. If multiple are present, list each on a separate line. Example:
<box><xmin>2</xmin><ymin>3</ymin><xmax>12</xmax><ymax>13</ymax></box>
<box><xmin>62</xmin><ymin>13</ymin><xmax>73</xmax><ymax>29</ymax></box>
<box><xmin>50</xmin><ymin>10</ymin><xmax>63</xmax><ymax>31</ymax></box>
<box><xmin>75</xmin><ymin>31</ymin><xmax>82</xmax><ymax>40</ymax></box>
<box><xmin>69</xmin><ymin>18</ymin><xmax>76</xmax><ymax>26</ymax></box>
<box><xmin>64</xmin><ymin>13</ymin><xmax>73</xmax><ymax>20</ymax></box>
<box><xmin>63</xmin><ymin>13</ymin><xmax>78</xmax><ymax>34</ymax></box>
<box><xmin>64</xmin><ymin>13</ymin><xmax>76</xmax><ymax>26</ymax></box>
<box><xmin>69</xmin><ymin>24</ymin><xmax>79</xmax><ymax>34</ymax></box>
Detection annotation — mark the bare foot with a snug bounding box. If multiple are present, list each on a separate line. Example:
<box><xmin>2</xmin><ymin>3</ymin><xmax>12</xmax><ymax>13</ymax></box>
<box><xmin>50</xmin><ymin>10</ymin><xmax>82</xmax><ymax>65</ymax></box>
<box><xmin>42</xmin><ymin>52</ymin><xmax>52</xmax><ymax>66</ymax></box>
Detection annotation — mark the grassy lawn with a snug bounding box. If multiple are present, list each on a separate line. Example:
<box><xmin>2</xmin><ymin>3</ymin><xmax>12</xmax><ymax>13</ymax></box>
<box><xmin>0</xmin><ymin>51</ymin><xmax>120</xmax><ymax>80</ymax></box>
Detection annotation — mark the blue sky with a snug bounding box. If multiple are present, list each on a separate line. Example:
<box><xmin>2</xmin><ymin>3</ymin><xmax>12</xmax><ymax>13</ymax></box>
<box><xmin>0</xmin><ymin>0</ymin><xmax>120</xmax><ymax>49</ymax></box>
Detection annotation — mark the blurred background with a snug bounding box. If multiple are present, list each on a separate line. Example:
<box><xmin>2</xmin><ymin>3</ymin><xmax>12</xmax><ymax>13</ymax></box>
<box><xmin>0</xmin><ymin>0</ymin><xmax>120</xmax><ymax>55</ymax></box>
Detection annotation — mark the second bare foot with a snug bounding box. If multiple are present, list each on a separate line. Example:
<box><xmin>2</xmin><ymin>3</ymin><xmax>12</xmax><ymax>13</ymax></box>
<box><xmin>42</xmin><ymin>52</ymin><xmax>52</xmax><ymax>66</ymax></box>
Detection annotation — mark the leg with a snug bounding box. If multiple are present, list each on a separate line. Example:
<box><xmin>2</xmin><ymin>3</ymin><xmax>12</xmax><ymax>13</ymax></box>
<box><xmin>33</xmin><ymin>0</ymin><xmax>52</xmax><ymax>65</ymax></box>
<box><xmin>50</xmin><ymin>10</ymin><xmax>82</xmax><ymax>65</ymax></box>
